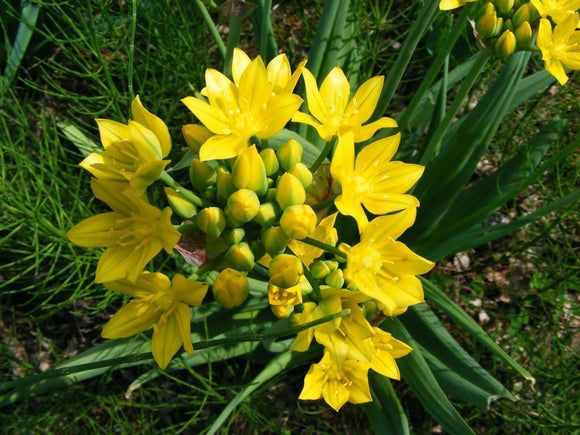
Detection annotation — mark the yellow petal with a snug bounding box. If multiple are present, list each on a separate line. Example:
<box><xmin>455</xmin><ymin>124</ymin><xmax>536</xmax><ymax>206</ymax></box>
<box><xmin>103</xmin><ymin>272</ymin><xmax>170</xmax><ymax>298</ymax></box>
<box><xmin>128</xmin><ymin>120</ymin><xmax>163</xmax><ymax>161</ymax></box>
<box><xmin>158</xmin><ymin>207</ymin><xmax>181</xmax><ymax>253</ymax></box>
<box><xmin>131</xmin><ymin>95</ymin><xmax>172</xmax><ymax>157</ymax></box>
<box><xmin>319</xmin><ymin>67</ymin><xmax>350</xmax><ymax>116</ymax></box>
<box><xmin>554</xmin><ymin>13</ymin><xmax>578</xmax><ymax>43</ymax></box>
<box><xmin>130</xmin><ymin>160</ymin><xmax>170</xmax><ymax>194</ymax></box>
<box><xmin>362</xmin><ymin>192</ymin><xmax>419</xmax><ymax>216</ymax></box>
<box><xmin>199</xmin><ymin>134</ymin><xmax>248</xmax><ymax>161</ymax></box>
<box><xmin>537</xmin><ymin>18</ymin><xmax>553</xmax><ymax>49</ymax></box>
<box><xmin>95</xmin><ymin>240</ymin><xmax>162</xmax><ymax>283</ymax></box>
<box><xmin>66</xmin><ymin>212</ymin><xmax>123</xmax><ymax>247</ymax></box>
<box><xmin>173</xmin><ymin>302</ymin><xmax>194</xmax><ymax>355</ymax></box>
<box><xmin>170</xmin><ymin>274</ymin><xmax>209</xmax><ymax>306</ymax></box>
<box><xmin>101</xmin><ymin>300</ymin><xmax>159</xmax><ymax>339</ymax></box>
<box><xmin>205</xmin><ymin>68</ymin><xmax>239</xmax><ymax>112</ymax></box>
<box><xmin>322</xmin><ymin>379</ymin><xmax>350</xmax><ymax>411</ymax></box>
<box><xmin>257</xmin><ymin>94</ymin><xmax>303</xmax><ymax>137</ymax></box>
<box><xmin>267</xmin><ymin>53</ymin><xmax>291</xmax><ymax>95</ymax></box>
<box><xmin>90</xmin><ymin>178</ymin><xmax>136</xmax><ymax>215</ymax></box>
<box><xmin>181</xmin><ymin>96</ymin><xmax>230</xmax><ymax>134</ymax></box>
<box><xmin>291</xmin><ymin>112</ymin><xmax>328</xmax><ymax>139</ymax></box>
<box><xmin>96</xmin><ymin>119</ymin><xmax>130</xmax><ymax>149</ymax></box>
<box><xmin>545</xmin><ymin>59</ymin><xmax>569</xmax><ymax>85</ymax></box>
<box><xmin>352</xmin><ymin>116</ymin><xmax>398</xmax><ymax>142</ymax></box>
<box><xmin>232</xmin><ymin>47</ymin><xmax>252</xmax><ymax>86</ymax></box>
<box><xmin>152</xmin><ymin>313</ymin><xmax>183</xmax><ymax>369</ymax></box>
<box><xmin>355</xmin><ymin>133</ymin><xmax>400</xmax><ymax>172</ymax></box>
<box><xmin>301</xmin><ymin>68</ymin><xmax>328</xmax><ymax>122</ymax></box>
<box><xmin>238</xmin><ymin>56</ymin><xmax>269</xmax><ymax>115</ymax></box>
<box><xmin>330</xmin><ymin>132</ymin><xmax>355</xmax><ymax>183</ymax></box>
<box><xmin>299</xmin><ymin>363</ymin><xmax>325</xmax><ymax>401</ymax></box>
<box><xmin>361</xmin><ymin>208</ymin><xmax>417</xmax><ymax>242</ymax></box>
<box><xmin>345</xmin><ymin>75</ymin><xmax>384</xmax><ymax>124</ymax></box>
<box><xmin>335</xmin><ymin>195</ymin><xmax>368</xmax><ymax>231</ymax></box>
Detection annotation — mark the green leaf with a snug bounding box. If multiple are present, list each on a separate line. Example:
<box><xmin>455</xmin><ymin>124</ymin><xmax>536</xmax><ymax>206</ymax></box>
<box><xmin>362</xmin><ymin>372</ymin><xmax>410</xmax><ymax>435</ymax></box>
<box><xmin>421</xmin><ymin>277</ymin><xmax>536</xmax><ymax>385</ymax></box>
<box><xmin>401</xmin><ymin>303</ymin><xmax>514</xmax><ymax>408</ymax></box>
<box><xmin>58</xmin><ymin>121</ymin><xmax>101</xmax><ymax>157</ymax></box>
<box><xmin>382</xmin><ymin>318</ymin><xmax>475</xmax><ymax>435</ymax></box>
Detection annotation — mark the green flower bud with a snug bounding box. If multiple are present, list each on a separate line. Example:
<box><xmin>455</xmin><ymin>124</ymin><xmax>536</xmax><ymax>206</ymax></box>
<box><xmin>478</xmin><ymin>1</ymin><xmax>495</xmax><ymax>16</ymax></box>
<box><xmin>253</xmin><ymin>202</ymin><xmax>280</xmax><ymax>227</ymax></box>
<box><xmin>223</xmin><ymin>228</ymin><xmax>245</xmax><ymax>245</ymax></box>
<box><xmin>225</xmin><ymin>242</ymin><xmax>255</xmax><ymax>272</ymax></box>
<box><xmin>512</xmin><ymin>3</ymin><xmax>531</xmax><ymax>28</ymax></box>
<box><xmin>212</xmin><ymin>268</ymin><xmax>249</xmax><ymax>309</ymax></box>
<box><xmin>261</xmin><ymin>226</ymin><xmax>289</xmax><ymax>257</ymax></box>
<box><xmin>276</xmin><ymin>173</ymin><xmax>306</xmax><ymax>210</ymax></box>
<box><xmin>503</xmin><ymin>18</ymin><xmax>514</xmax><ymax>31</ymax></box>
<box><xmin>476</xmin><ymin>12</ymin><xmax>503</xmax><ymax>39</ymax></box>
<box><xmin>276</xmin><ymin>139</ymin><xmax>303</xmax><ymax>171</ymax></box>
<box><xmin>514</xmin><ymin>21</ymin><xmax>532</xmax><ymax>47</ymax></box>
<box><xmin>495</xmin><ymin>29</ymin><xmax>516</xmax><ymax>57</ymax></box>
<box><xmin>182</xmin><ymin>124</ymin><xmax>212</xmax><ymax>155</ymax></box>
<box><xmin>362</xmin><ymin>300</ymin><xmax>380</xmax><ymax>322</ymax></box>
<box><xmin>232</xmin><ymin>145</ymin><xmax>268</xmax><ymax>195</ymax></box>
<box><xmin>268</xmin><ymin>254</ymin><xmax>304</xmax><ymax>288</ymax></box>
<box><xmin>289</xmin><ymin>163</ymin><xmax>313</xmax><ymax>189</ymax></box>
<box><xmin>265</xmin><ymin>187</ymin><xmax>277</xmax><ymax>203</ymax></box>
<box><xmin>217</xmin><ymin>172</ymin><xmax>236</xmax><ymax>205</ymax></box>
<box><xmin>260</xmin><ymin>148</ymin><xmax>280</xmax><ymax>176</ymax></box>
<box><xmin>310</xmin><ymin>260</ymin><xmax>332</xmax><ymax>280</ymax></box>
<box><xmin>495</xmin><ymin>0</ymin><xmax>514</xmax><ymax>14</ymax></box>
<box><xmin>324</xmin><ymin>268</ymin><xmax>344</xmax><ymax>288</ymax></box>
<box><xmin>227</xmin><ymin>189</ymin><xmax>260</xmax><ymax>223</ymax></box>
<box><xmin>202</xmin><ymin>188</ymin><xmax>216</xmax><ymax>203</ymax></box>
<box><xmin>164</xmin><ymin>187</ymin><xmax>196</xmax><ymax>218</ymax></box>
<box><xmin>279</xmin><ymin>204</ymin><xmax>317</xmax><ymax>240</ymax></box>
<box><xmin>190</xmin><ymin>159</ymin><xmax>217</xmax><ymax>193</ymax></box>
<box><xmin>197</xmin><ymin>207</ymin><xmax>226</xmax><ymax>238</ymax></box>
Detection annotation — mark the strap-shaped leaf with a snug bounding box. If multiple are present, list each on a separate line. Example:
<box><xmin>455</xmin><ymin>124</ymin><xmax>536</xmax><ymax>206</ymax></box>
<box><xmin>362</xmin><ymin>372</ymin><xmax>411</xmax><ymax>435</ymax></box>
<box><xmin>401</xmin><ymin>304</ymin><xmax>513</xmax><ymax>408</ymax></box>
<box><xmin>421</xmin><ymin>277</ymin><xmax>535</xmax><ymax>385</ymax></box>
<box><xmin>382</xmin><ymin>318</ymin><xmax>475</xmax><ymax>435</ymax></box>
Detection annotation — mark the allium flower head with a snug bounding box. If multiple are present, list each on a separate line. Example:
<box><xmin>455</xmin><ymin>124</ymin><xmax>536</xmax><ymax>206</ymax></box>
<box><xmin>181</xmin><ymin>48</ymin><xmax>304</xmax><ymax>161</ymax></box>
<box><xmin>331</xmin><ymin>132</ymin><xmax>423</xmax><ymax>231</ymax></box>
<box><xmin>340</xmin><ymin>208</ymin><xmax>434</xmax><ymax>316</ymax></box>
<box><xmin>101</xmin><ymin>273</ymin><xmax>208</xmax><ymax>369</ymax></box>
<box><xmin>292</xmin><ymin>67</ymin><xmax>397</xmax><ymax>142</ymax></box>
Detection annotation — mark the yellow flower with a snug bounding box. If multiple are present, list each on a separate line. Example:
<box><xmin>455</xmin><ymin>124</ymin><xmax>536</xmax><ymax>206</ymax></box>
<box><xmin>369</xmin><ymin>327</ymin><xmax>412</xmax><ymax>379</ymax></box>
<box><xmin>181</xmin><ymin>49</ymin><xmax>303</xmax><ymax>161</ymax></box>
<box><xmin>101</xmin><ymin>272</ymin><xmax>208</xmax><ymax>370</ymax></box>
<box><xmin>299</xmin><ymin>351</ymin><xmax>372</xmax><ymax>411</ymax></box>
<box><xmin>66</xmin><ymin>179</ymin><xmax>181</xmax><ymax>283</ymax></box>
<box><xmin>537</xmin><ymin>14</ymin><xmax>580</xmax><ymax>85</ymax></box>
<box><xmin>331</xmin><ymin>132</ymin><xmax>423</xmax><ymax>231</ymax></box>
<box><xmin>340</xmin><ymin>208</ymin><xmax>434</xmax><ymax>316</ymax></box>
<box><xmin>439</xmin><ymin>0</ymin><xmax>477</xmax><ymax>10</ymax></box>
<box><xmin>80</xmin><ymin>97</ymin><xmax>171</xmax><ymax>195</ymax></box>
<box><xmin>530</xmin><ymin>0</ymin><xmax>580</xmax><ymax>24</ymax></box>
<box><xmin>288</xmin><ymin>212</ymin><xmax>338</xmax><ymax>266</ymax></box>
<box><xmin>292</xmin><ymin>67</ymin><xmax>397</xmax><ymax>142</ymax></box>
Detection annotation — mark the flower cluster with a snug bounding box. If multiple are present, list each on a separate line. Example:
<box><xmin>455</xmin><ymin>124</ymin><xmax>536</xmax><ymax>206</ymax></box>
<box><xmin>441</xmin><ymin>0</ymin><xmax>580</xmax><ymax>84</ymax></box>
<box><xmin>68</xmin><ymin>48</ymin><xmax>434</xmax><ymax>410</ymax></box>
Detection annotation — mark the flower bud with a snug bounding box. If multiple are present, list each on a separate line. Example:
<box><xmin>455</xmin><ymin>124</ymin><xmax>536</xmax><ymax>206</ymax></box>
<box><xmin>276</xmin><ymin>173</ymin><xmax>306</xmax><ymax>210</ymax></box>
<box><xmin>495</xmin><ymin>0</ymin><xmax>514</xmax><ymax>14</ymax></box>
<box><xmin>476</xmin><ymin>12</ymin><xmax>503</xmax><ymax>38</ymax></box>
<box><xmin>261</xmin><ymin>226</ymin><xmax>289</xmax><ymax>257</ymax></box>
<box><xmin>310</xmin><ymin>260</ymin><xmax>339</xmax><ymax>279</ymax></box>
<box><xmin>265</xmin><ymin>187</ymin><xmax>277</xmax><ymax>203</ymax></box>
<box><xmin>227</xmin><ymin>189</ymin><xmax>260</xmax><ymax>222</ymax></box>
<box><xmin>268</xmin><ymin>254</ymin><xmax>304</xmax><ymax>288</ymax></box>
<box><xmin>182</xmin><ymin>124</ymin><xmax>213</xmax><ymax>155</ymax></box>
<box><xmin>478</xmin><ymin>1</ymin><xmax>495</xmax><ymax>16</ymax></box>
<box><xmin>253</xmin><ymin>202</ymin><xmax>280</xmax><ymax>227</ymax></box>
<box><xmin>362</xmin><ymin>300</ymin><xmax>380</xmax><ymax>322</ymax></box>
<box><xmin>512</xmin><ymin>3</ymin><xmax>531</xmax><ymax>28</ymax></box>
<box><xmin>260</xmin><ymin>148</ymin><xmax>280</xmax><ymax>176</ymax></box>
<box><xmin>324</xmin><ymin>268</ymin><xmax>344</xmax><ymax>288</ymax></box>
<box><xmin>223</xmin><ymin>228</ymin><xmax>245</xmax><ymax>245</ymax></box>
<box><xmin>280</xmin><ymin>204</ymin><xmax>317</xmax><ymax>240</ymax></box>
<box><xmin>217</xmin><ymin>172</ymin><xmax>236</xmax><ymax>205</ymax></box>
<box><xmin>224</xmin><ymin>207</ymin><xmax>242</xmax><ymax>228</ymax></box>
<box><xmin>164</xmin><ymin>187</ymin><xmax>196</xmax><ymax>218</ymax></box>
<box><xmin>225</xmin><ymin>242</ymin><xmax>255</xmax><ymax>272</ymax></box>
<box><xmin>232</xmin><ymin>145</ymin><xmax>268</xmax><ymax>195</ymax></box>
<box><xmin>272</xmin><ymin>304</ymin><xmax>294</xmax><ymax>318</ymax></box>
<box><xmin>289</xmin><ymin>163</ymin><xmax>313</xmax><ymax>189</ymax></box>
<box><xmin>514</xmin><ymin>21</ymin><xmax>532</xmax><ymax>47</ymax></box>
<box><xmin>197</xmin><ymin>207</ymin><xmax>226</xmax><ymax>238</ymax></box>
<box><xmin>212</xmin><ymin>268</ymin><xmax>249</xmax><ymax>309</ymax></box>
<box><xmin>190</xmin><ymin>159</ymin><xmax>217</xmax><ymax>193</ymax></box>
<box><xmin>495</xmin><ymin>29</ymin><xmax>516</xmax><ymax>58</ymax></box>
<box><xmin>276</xmin><ymin>139</ymin><xmax>303</xmax><ymax>171</ymax></box>
<box><xmin>503</xmin><ymin>18</ymin><xmax>514</xmax><ymax>31</ymax></box>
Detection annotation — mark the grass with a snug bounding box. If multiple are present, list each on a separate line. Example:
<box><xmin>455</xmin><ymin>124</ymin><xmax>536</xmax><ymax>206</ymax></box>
<box><xmin>1</xmin><ymin>0</ymin><xmax>579</xmax><ymax>433</ymax></box>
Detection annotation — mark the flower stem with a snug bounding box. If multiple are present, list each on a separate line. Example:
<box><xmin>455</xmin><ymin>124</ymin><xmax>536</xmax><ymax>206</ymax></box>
<box><xmin>302</xmin><ymin>237</ymin><xmax>346</xmax><ymax>259</ymax></box>
<box><xmin>309</xmin><ymin>136</ymin><xmax>337</xmax><ymax>174</ymax></box>
<box><xmin>194</xmin><ymin>0</ymin><xmax>226</xmax><ymax>58</ymax></box>
<box><xmin>311</xmin><ymin>195</ymin><xmax>337</xmax><ymax>212</ymax></box>
<box><xmin>224</xmin><ymin>17</ymin><xmax>242</xmax><ymax>78</ymax></box>
<box><xmin>159</xmin><ymin>172</ymin><xmax>206</xmax><ymax>207</ymax></box>
<box><xmin>302</xmin><ymin>263</ymin><xmax>322</xmax><ymax>301</ymax></box>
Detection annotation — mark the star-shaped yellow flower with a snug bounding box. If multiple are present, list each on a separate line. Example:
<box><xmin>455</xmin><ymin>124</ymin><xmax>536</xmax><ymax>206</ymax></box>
<box><xmin>331</xmin><ymin>131</ymin><xmax>424</xmax><ymax>231</ymax></box>
<box><xmin>292</xmin><ymin>67</ymin><xmax>397</xmax><ymax>142</ymax></box>
<box><xmin>102</xmin><ymin>272</ymin><xmax>208</xmax><ymax>369</ymax></box>
<box><xmin>340</xmin><ymin>208</ymin><xmax>434</xmax><ymax>316</ymax></box>
<box><xmin>439</xmin><ymin>0</ymin><xmax>477</xmax><ymax>10</ymax></box>
<box><xmin>537</xmin><ymin>14</ymin><xmax>580</xmax><ymax>85</ymax></box>
<box><xmin>181</xmin><ymin>48</ymin><xmax>304</xmax><ymax>161</ymax></box>
<box><xmin>67</xmin><ymin>179</ymin><xmax>181</xmax><ymax>283</ymax></box>
<box><xmin>530</xmin><ymin>0</ymin><xmax>580</xmax><ymax>24</ymax></box>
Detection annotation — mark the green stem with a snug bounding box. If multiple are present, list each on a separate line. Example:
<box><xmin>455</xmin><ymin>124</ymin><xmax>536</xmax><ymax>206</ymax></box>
<box><xmin>128</xmin><ymin>0</ymin><xmax>137</xmax><ymax>100</ymax></box>
<box><xmin>309</xmin><ymin>136</ymin><xmax>337</xmax><ymax>174</ymax></box>
<box><xmin>419</xmin><ymin>52</ymin><xmax>489</xmax><ymax>164</ymax></box>
<box><xmin>224</xmin><ymin>17</ymin><xmax>242</xmax><ymax>78</ymax></box>
<box><xmin>191</xmin><ymin>250</ymin><xmax>227</xmax><ymax>279</ymax></box>
<box><xmin>159</xmin><ymin>172</ymin><xmax>206</xmax><ymax>207</ymax></box>
<box><xmin>302</xmin><ymin>237</ymin><xmax>346</xmax><ymax>259</ymax></box>
<box><xmin>302</xmin><ymin>263</ymin><xmax>322</xmax><ymax>301</ymax></box>
<box><xmin>176</xmin><ymin>223</ymin><xmax>199</xmax><ymax>234</ymax></box>
<box><xmin>397</xmin><ymin>7</ymin><xmax>470</xmax><ymax>129</ymax></box>
<box><xmin>259</xmin><ymin>0</ymin><xmax>272</xmax><ymax>60</ymax></box>
<box><xmin>311</xmin><ymin>195</ymin><xmax>337</xmax><ymax>212</ymax></box>
<box><xmin>194</xmin><ymin>0</ymin><xmax>226</xmax><ymax>59</ymax></box>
